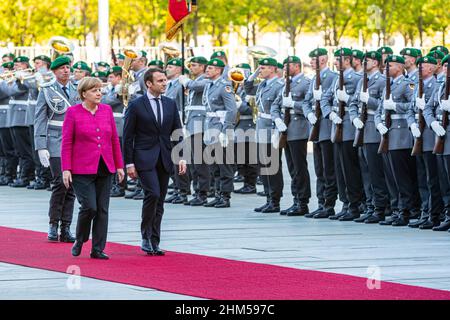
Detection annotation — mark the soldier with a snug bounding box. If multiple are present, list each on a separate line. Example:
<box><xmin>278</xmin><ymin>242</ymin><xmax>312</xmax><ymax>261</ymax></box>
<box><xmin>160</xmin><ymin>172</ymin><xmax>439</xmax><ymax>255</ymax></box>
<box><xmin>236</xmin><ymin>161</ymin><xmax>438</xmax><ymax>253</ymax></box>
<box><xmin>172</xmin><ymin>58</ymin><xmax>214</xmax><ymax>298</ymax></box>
<box><xmin>321</xmin><ymin>48</ymin><xmax>364</xmax><ymax>221</ymax></box>
<box><xmin>407</xmin><ymin>56</ymin><xmax>443</xmax><ymax>229</ymax></box>
<box><xmin>375</xmin><ymin>55</ymin><xmax>418</xmax><ymax>226</ymax></box>
<box><xmin>2</xmin><ymin>53</ymin><xmax>15</xmax><ymax>63</ymax></box>
<box><xmin>351</xmin><ymin>50</ymin><xmax>364</xmax><ymax>74</ymax></box>
<box><xmin>72</xmin><ymin>61</ymin><xmax>92</xmax><ymax>87</ymax></box>
<box><xmin>377</xmin><ymin>46</ymin><xmax>394</xmax><ymax>72</ymax></box>
<box><xmin>0</xmin><ymin>62</ymin><xmax>15</xmax><ymax>186</ymax></box>
<box><xmin>276</xmin><ymin>62</ymin><xmax>284</xmax><ymax>79</ymax></box>
<box><xmin>210</xmin><ymin>51</ymin><xmax>230</xmax><ymax>80</ymax></box>
<box><xmin>427</xmin><ymin>50</ymin><xmax>446</xmax><ymax>81</ymax></box>
<box><xmin>302</xmin><ymin>48</ymin><xmax>339</xmax><ymax>218</ymax></box>
<box><xmin>96</xmin><ymin>61</ymin><xmax>110</xmax><ymax>73</ymax></box>
<box><xmin>271</xmin><ymin>56</ymin><xmax>311</xmax><ymax>216</ymax></box>
<box><xmin>233</xmin><ymin>63</ymin><xmax>258</xmax><ymax>195</ymax></box>
<box><xmin>202</xmin><ymin>58</ymin><xmax>237</xmax><ymax>208</ymax></box>
<box><xmin>102</xmin><ymin>66</ymin><xmax>126</xmax><ymax>197</ymax></box>
<box><xmin>116</xmin><ymin>53</ymin><xmax>125</xmax><ymax>67</ymax></box>
<box><xmin>148</xmin><ymin>59</ymin><xmax>165</xmax><ymax>70</ymax></box>
<box><xmin>34</xmin><ymin>55</ymin><xmax>80</xmax><ymax>242</ymax></box>
<box><xmin>178</xmin><ymin>56</ymin><xmax>211</xmax><ymax>205</ymax></box>
<box><xmin>164</xmin><ymin>58</ymin><xmax>190</xmax><ymax>204</ymax></box>
<box><xmin>350</xmin><ymin>51</ymin><xmax>391</xmax><ymax>223</ymax></box>
<box><xmin>423</xmin><ymin>54</ymin><xmax>450</xmax><ymax>232</ymax></box>
<box><xmin>245</xmin><ymin>58</ymin><xmax>285</xmax><ymax>213</ymax></box>
<box><xmin>7</xmin><ymin>56</ymin><xmax>35</xmax><ymax>188</ymax></box>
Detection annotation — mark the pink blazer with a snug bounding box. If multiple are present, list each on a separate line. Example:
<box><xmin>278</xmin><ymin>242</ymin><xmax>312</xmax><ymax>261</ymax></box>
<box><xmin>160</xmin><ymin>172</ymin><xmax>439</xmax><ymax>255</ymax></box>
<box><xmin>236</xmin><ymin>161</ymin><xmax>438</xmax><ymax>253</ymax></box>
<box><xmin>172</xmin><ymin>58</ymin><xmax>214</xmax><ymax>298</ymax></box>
<box><xmin>61</xmin><ymin>103</ymin><xmax>124</xmax><ymax>174</ymax></box>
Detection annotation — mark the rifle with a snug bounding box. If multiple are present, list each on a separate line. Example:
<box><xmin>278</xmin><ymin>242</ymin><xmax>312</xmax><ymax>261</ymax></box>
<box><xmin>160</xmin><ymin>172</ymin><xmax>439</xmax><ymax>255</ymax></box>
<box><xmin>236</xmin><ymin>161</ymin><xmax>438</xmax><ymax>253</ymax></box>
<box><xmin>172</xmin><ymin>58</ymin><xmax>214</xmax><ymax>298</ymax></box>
<box><xmin>111</xmin><ymin>48</ymin><xmax>118</xmax><ymax>67</ymax></box>
<box><xmin>353</xmin><ymin>53</ymin><xmax>368</xmax><ymax>147</ymax></box>
<box><xmin>411</xmin><ymin>57</ymin><xmax>424</xmax><ymax>156</ymax></box>
<box><xmin>433</xmin><ymin>62</ymin><xmax>450</xmax><ymax>154</ymax></box>
<box><xmin>308</xmin><ymin>54</ymin><xmax>322</xmax><ymax>142</ymax></box>
<box><xmin>378</xmin><ymin>57</ymin><xmax>391</xmax><ymax>154</ymax></box>
<box><xmin>333</xmin><ymin>48</ymin><xmax>344</xmax><ymax>143</ymax></box>
<box><xmin>279</xmin><ymin>58</ymin><xmax>291</xmax><ymax>149</ymax></box>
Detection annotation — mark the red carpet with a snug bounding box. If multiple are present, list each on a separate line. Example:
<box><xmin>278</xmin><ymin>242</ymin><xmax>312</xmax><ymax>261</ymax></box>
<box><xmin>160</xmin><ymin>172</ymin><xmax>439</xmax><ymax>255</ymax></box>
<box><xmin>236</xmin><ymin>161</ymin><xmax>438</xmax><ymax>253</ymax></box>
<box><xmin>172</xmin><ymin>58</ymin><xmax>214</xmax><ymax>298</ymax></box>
<box><xmin>1</xmin><ymin>226</ymin><xmax>449</xmax><ymax>300</ymax></box>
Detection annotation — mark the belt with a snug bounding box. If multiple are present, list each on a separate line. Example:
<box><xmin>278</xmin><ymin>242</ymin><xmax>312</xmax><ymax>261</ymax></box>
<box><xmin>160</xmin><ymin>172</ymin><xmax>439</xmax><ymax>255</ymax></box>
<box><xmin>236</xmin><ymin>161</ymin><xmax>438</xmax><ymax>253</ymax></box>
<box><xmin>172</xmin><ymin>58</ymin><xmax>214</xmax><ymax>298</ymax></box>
<box><xmin>289</xmin><ymin>110</ymin><xmax>304</xmax><ymax>115</ymax></box>
<box><xmin>358</xmin><ymin>108</ymin><xmax>376</xmax><ymax>115</ymax></box>
<box><xmin>0</xmin><ymin>105</ymin><xmax>9</xmax><ymax>110</ymax></box>
<box><xmin>390</xmin><ymin>114</ymin><xmax>407</xmax><ymax>120</ymax></box>
<box><xmin>332</xmin><ymin>106</ymin><xmax>350</xmax><ymax>112</ymax></box>
<box><xmin>206</xmin><ymin>111</ymin><xmax>227</xmax><ymax>117</ymax></box>
<box><xmin>258</xmin><ymin>112</ymin><xmax>272</xmax><ymax>120</ymax></box>
<box><xmin>9</xmin><ymin>100</ymin><xmax>28</xmax><ymax>106</ymax></box>
<box><xmin>437</xmin><ymin>114</ymin><xmax>450</xmax><ymax>121</ymax></box>
<box><xmin>48</xmin><ymin>120</ymin><xmax>64</xmax><ymax>127</ymax></box>
<box><xmin>113</xmin><ymin>112</ymin><xmax>123</xmax><ymax>118</ymax></box>
<box><xmin>185</xmin><ymin>105</ymin><xmax>206</xmax><ymax>111</ymax></box>
<box><xmin>28</xmin><ymin>100</ymin><xmax>37</xmax><ymax>105</ymax></box>
<box><xmin>239</xmin><ymin>115</ymin><xmax>253</xmax><ymax>120</ymax></box>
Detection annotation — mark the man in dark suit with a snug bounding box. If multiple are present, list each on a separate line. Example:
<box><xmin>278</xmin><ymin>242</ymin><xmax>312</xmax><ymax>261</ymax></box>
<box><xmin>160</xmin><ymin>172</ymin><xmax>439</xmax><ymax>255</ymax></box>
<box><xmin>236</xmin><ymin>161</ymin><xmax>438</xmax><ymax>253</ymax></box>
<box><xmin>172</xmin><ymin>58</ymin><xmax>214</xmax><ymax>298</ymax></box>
<box><xmin>123</xmin><ymin>68</ymin><xmax>187</xmax><ymax>256</ymax></box>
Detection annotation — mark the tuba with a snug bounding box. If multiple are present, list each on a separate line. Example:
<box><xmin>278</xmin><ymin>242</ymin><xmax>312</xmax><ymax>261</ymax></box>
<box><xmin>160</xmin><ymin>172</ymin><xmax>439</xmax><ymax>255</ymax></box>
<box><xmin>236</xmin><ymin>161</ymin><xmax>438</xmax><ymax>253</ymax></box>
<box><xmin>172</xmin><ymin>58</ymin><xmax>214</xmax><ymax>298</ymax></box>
<box><xmin>49</xmin><ymin>36</ymin><xmax>74</xmax><ymax>61</ymax></box>
<box><xmin>158</xmin><ymin>42</ymin><xmax>181</xmax><ymax>66</ymax></box>
<box><xmin>121</xmin><ymin>48</ymin><xmax>142</xmax><ymax>107</ymax></box>
<box><xmin>247</xmin><ymin>45</ymin><xmax>277</xmax><ymax>70</ymax></box>
<box><xmin>228</xmin><ymin>68</ymin><xmax>246</xmax><ymax>123</ymax></box>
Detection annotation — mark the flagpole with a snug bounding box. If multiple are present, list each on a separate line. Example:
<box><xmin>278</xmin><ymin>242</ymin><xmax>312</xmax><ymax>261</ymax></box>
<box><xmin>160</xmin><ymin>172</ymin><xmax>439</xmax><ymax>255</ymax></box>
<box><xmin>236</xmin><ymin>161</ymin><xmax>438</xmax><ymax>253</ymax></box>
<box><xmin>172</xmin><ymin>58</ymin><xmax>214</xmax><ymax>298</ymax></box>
<box><xmin>181</xmin><ymin>24</ymin><xmax>186</xmax><ymax>124</ymax></box>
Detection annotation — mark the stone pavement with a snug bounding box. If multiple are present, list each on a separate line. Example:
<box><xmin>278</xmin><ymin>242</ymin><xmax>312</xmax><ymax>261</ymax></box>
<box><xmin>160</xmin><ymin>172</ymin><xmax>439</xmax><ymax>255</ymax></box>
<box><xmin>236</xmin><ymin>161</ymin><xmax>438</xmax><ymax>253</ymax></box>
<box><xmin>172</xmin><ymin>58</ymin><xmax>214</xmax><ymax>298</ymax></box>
<box><xmin>1</xmin><ymin>153</ymin><xmax>450</xmax><ymax>299</ymax></box>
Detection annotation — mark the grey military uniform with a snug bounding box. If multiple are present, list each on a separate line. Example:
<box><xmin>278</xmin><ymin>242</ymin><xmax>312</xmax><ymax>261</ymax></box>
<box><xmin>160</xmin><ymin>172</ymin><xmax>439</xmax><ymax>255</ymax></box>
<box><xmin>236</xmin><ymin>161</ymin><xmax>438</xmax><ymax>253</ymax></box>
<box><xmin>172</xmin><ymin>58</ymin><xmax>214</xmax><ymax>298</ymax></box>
<box><xmin>235</xmin><ymin>85</ymin><xmax>256</xmax><ymax>143</ymax></box>
<box><xmin>34</xmin><ymin>80</ymin><xmax>80</xmax><ymax>157</ymax></box>
<box><xmin>270</xmin><ymin>73</ymin><xmax>311</xmax><ymax>141</ymax></box>
<box><xmin>0</xmin><ymin>81</ymin><xmax>10</xmax><ymax>129</ymax></box>
<box><xmin>203</xmin><ymin>78</ymin><xmax>237</xmax><ymax>145</ymax></box>
<box><xmin>165</xmin><ymin>77</ymin><xmax>184</xmax><ymax>113</ymax></box>
<box><xmin>349</xmin><ymin>71</ymin><xmax>385</xmax><ymax>144</ymax></box>
<box><xmin>244</xmin><ymin>76</ymin><xmax>284</xmax><ymax>143</ymax></box>
<box><xmin>407</xmin><ymin>76</ymin><xmax>438</xmax><ymax>152</ymax></box>
<box><xmin>101</xmin><ymin>85</ymin><xmax>125</xmax><ymax>137</ymax></box>
<box><xmin>321</xmin><ymin>68</ymin><xmax>362</xmax><ymax>142</ymax></box>
<box><xmin>22</xmin><ymin>78</ymin><xmax>39</xmax><ymax>127</ymax></box>
<box><xmin>129</xmin><ymin>67</ymin><xmax>147</xmax><ymax>102</ymax></box>
<box><xmin>375</xmin><ymin>75</ymin><xmax>414</xmax><ymax>150</ymax></box>
<box><xmin>185</xmin><ymin>74</ymin><xmax>208</xmax><ymax>137</ymax></box>
<box><xmin>302</xmin><ymin>68</ymin><xmax>338</xmax><ymax>142</ymax></box>
<box><xmin>7</xmin><ymin>81</ymin><xmax>30</xmax><ymax>127</ymax></box>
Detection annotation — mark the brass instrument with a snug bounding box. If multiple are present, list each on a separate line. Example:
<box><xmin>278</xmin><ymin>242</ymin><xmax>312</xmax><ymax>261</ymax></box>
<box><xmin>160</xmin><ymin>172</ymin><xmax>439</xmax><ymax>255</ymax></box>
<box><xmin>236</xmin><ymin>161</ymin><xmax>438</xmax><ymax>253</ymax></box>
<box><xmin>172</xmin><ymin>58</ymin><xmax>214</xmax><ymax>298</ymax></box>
<box><xmin>49</xmin><ymin>36</ymin><xmax>75</xmax><ymax>60</ymax></box>
<box><xmin>121</xmin><ymin>48</ymin><xmax>142</xmax><ymax>107</ymax></box>
<box><xmin>0</xmin><ymin>68</ymin><xmax>34</xmax><ymax>84</ymax></box>
<box><xmin>247</xmin><ymin>45</ymin><xmax>277</xmax><ymax>70</ymax></box>
<box><xmin>228</xmin><ymin>67</ymin><xmax>246</xmax><ymax>123</ymax></box>
<box><xmin>158</xmin><ymin>42</ymin><xmax>181</xmax><ymax>65</ymax></box>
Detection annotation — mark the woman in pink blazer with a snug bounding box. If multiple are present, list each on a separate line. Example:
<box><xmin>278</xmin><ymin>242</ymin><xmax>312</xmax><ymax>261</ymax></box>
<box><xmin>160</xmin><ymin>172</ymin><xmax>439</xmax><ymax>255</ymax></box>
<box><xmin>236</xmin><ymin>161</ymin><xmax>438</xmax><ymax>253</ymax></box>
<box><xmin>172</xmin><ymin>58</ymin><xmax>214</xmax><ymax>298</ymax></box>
<box><xmin>61</xmin><ymin>77</ymin><xmax>124</xmax><ymax>259</ymax></box>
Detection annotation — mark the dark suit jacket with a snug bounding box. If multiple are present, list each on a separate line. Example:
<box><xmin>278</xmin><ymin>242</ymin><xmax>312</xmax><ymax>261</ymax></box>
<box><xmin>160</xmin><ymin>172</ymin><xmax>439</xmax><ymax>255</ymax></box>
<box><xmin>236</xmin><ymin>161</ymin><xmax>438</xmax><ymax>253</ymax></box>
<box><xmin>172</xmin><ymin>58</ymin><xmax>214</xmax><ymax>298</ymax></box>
<box><xmin>123</xmin><ymin>94</ymin><xmax>182</xmax><ymax>173</ymax></box>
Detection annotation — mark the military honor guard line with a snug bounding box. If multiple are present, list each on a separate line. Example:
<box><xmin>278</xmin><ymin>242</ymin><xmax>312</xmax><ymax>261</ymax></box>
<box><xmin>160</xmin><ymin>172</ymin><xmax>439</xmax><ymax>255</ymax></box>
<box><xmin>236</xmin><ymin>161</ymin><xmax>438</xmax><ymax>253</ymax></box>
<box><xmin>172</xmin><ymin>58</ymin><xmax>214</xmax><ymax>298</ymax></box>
<box><xmin>1</xmin><ymin>37</ymin><xmax>450</xmax><ymax>259</ymax></box>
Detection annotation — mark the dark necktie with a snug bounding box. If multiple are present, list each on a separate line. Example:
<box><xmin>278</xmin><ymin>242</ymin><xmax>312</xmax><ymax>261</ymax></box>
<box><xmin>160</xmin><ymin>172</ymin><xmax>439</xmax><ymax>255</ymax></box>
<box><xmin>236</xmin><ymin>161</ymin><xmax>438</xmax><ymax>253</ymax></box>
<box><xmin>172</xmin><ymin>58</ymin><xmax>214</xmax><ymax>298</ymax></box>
<box><xmin>62</xmin><ymin>86</ymin><xmax>69</xmax><ymax>99</ymax></box>
<box><xmin>153</xmin><ymin>98</ymin><xmax>162</xmax><ymax>125</ymax></box>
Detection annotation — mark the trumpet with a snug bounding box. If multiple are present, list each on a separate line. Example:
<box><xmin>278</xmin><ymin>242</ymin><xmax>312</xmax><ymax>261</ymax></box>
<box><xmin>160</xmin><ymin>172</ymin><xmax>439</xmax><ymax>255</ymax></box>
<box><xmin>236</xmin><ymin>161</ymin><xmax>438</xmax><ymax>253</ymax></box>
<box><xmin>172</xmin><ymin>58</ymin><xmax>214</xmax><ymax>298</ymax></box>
<box><xmin>0</xmin><ymin>68</ymin><xmax>34</xmax><ymax>84</ymax></box>
<box><xmin>121</xmin><ymin>48</ymin><xmax>142</xmax><ymax>107</ymax></box>
<box><xmin>228</xmin><ymin>68</ymin><xmax>247</xmax><ymax>124</ymax></box>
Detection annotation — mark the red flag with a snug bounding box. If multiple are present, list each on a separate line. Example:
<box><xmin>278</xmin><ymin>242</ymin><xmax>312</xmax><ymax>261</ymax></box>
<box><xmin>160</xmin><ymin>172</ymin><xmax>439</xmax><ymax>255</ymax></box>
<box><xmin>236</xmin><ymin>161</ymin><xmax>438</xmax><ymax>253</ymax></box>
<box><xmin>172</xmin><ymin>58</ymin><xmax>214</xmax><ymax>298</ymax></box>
<box><xmin>166</xmin><ymin>0</ymin><xmax>193</xmax><ymax>40</ymax></box>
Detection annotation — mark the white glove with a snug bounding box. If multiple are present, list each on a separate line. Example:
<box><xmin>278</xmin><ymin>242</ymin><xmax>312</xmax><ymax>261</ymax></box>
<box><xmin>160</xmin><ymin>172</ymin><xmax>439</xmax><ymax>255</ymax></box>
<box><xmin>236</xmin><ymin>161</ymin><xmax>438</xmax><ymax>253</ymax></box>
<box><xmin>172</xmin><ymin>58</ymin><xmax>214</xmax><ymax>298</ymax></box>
<box><xmin>178</xmin><ymin>75</ymin><xmax>191</xmax><ymax>87</ymax></box>
<box><xmin>38</xmin><ymin>149</ymin><xmax>50</xmax><ymax>168</ymax></box>
<box><xmin>274</xmin><ymin>118</ymin><xmax>287</xmax><ymax>132</ymax></box>
<box><xmin>235</xmin><ymin>95</ymin><xmax>242</xmax><ymax>108</ymax></box>
<box><xmin>383</xmin><ymin>96</ymin><xmax>397</xmax><ymax>111</ymax></box>
<box><xmin>441</xmin><ymin>99</ymin><xmax>450</xmax><ymax>112</ymax></box>
<box><xmin>245</xmin><ymin>95</ymin><xmax>254</xmax><ymax>103</ymax></box>
<box><xmin>353</xmin><ymin>118</ymin><xmax>364</xmax><ymax>129</ymax></box>
<box><xmin>359</xmin><ymin>90</ymin><xmax>369</xmax><ymax>104</ymax></box>
<box><xmin>377</xmin><ymin>123</ymin><xmax>388</xmax><ymax>135</ymax></box>
<box><xmin>182</xmin><ymin>127</ymin><xmax>189</xmax><ymax>138</ymax></box>
<box><xmin>218</xmin><ymin>132</ymin><xmax>229</xmax><ymax>148</ymax></box>
<box><xmin>247</xmin><ymin>67</ymin><xmax>260</xmax><ymax>82</ymax></box>
<box><xmin>313</xmin><ymin>86</ymin><xmax>322</xmax><ymax>101</ymax></box>
<box><xmin>329</xmin><ymin>111</ymin><xmax>342</xmax><ymax>124</ymax></box>
<box><xmin>431</xmin><ymin>121</ymin><xmax>446</xmax><ymax>137</ymax></box>
<box><xmin>128</xmin><ymin>82</ymin><xmax>139</xmax><ymax>95</ymax></box>
<box><xmin>415</xmin><ymin>96</ymin><xmax>426</xmax><ymax>111</ymax></box>
<box><xmin>307</xmin><ymin>113</ymin><xmax>317</xmax><ymax>125</ymax></box>
<box><xmin>337</xmin><ymin>87</ymin><xmax>350</xmax><ymax>103</ymax></box>
<box><xmin>114</xmin><ymin>84</ymin><xmax>122</xmax><ymax>95</ymax></box>
<box><xmin>271</xmin><ymin>130</ymin><xmax>280</xmax><ymax>149</ymax></box>
<box><xmin>410</xmin><ymin>123</ymin><xmax>421</xmax><ymax>138</ymax></box>
<box><xmin>282</xmin><ymin>93</ymin><xmax>295</xmax><ymax>108</ymax></box>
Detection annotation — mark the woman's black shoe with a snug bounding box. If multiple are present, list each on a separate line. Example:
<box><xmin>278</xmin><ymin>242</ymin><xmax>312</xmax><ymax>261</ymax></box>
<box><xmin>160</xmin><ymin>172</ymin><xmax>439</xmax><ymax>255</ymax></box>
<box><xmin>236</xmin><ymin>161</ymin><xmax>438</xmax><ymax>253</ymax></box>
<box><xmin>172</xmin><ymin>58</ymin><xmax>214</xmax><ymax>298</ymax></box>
<box><xmin>71</xmin><ymin>241</ymin><xmax>83</xmax><ymax>256</ymax></box>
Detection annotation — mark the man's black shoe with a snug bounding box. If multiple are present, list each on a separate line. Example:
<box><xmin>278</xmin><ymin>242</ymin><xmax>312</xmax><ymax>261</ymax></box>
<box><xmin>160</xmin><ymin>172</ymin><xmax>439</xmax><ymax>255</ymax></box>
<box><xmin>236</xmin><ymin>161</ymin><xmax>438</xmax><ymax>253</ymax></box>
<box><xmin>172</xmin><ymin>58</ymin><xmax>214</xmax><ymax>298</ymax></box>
<box><xmin>90</xmin><ymin>251</ymin><xmax>109</xmax><ymax>259</ymax></box>
<box><xmin>48</xmin><ymin>224</ymin><xmax>58</xmax><ymax>241</ymax></box>
<box><xmin>235</xmin><ymin>185</ymin><xmax>257</xmax><ymax>194</ymax></box>
<box><xmin>287</xmin><ymin>206</ymin><xmax>308</xmax><ymax>216</ymax></box>
<box><xmin>365</xmin><ymin>214</ymin><xmax>385</xmax><ymax>224</ymax></box>
<box><xmin>125</xmin><ymin>189</ymin><xmax>142</xmax><ymax>199</ymax></box>
<box><xmin>133</xmin><ymin>189</ymin><xmax>145</xmax><ymax>200</ymax></box>
<box><xmin>392</xmin><ymin>216</ymin><xmax>409</xmax><ymax>226</ymax></box>
<box><xmin>261</xmin><ymin>202</ymin><xmax>280</xmax><ymax>213</ymax></box>
<box><xmin>354</xmin><ymin>213</ymin><xmax>372</xmax><ymax>223</ymax></box>
<box><xmin>408</xmin><ymin>218</ymin><xmax>427</xmax><ymax>228</ymax></box>
<box><xmin>314</xmin><ymin>208</ymin><xmax>334</xmax><ymax>219</ymax></box>
<box><xmin>379</xmin><ymin>213</ymin><xmax>399</xmax><ymax>225</ymax></box>
<box><xmin>34</xmin><ymin>180</ymin><xmax>50</xmax><ymax>190</ymax></box>
<box><xmin>153</xmin><ymin>246</ymin><xmax>165</xmax><ymax>256</ymax></box>
<box><xmin>339</xmin><ymin>212</ymin><xmax>360</xmax><ymax>221</ymax></box>
<box><xmin>254</xmin><ymin>202</ymin><xmax>270</xmax><ymax>212</ymax></box>
<box><xmin>172</xmin><ymin>194</ymin><xmax>188</xmax><ymax>204</ymax></box>
<box><xmin>9</xmin><ymin>178</ymin><xmax>30</xmax><ymax>188</ymax></box>
<box><xmin>215</xmin><ymin>198</ymin><xmax>230</xmax><ymax>208</ymax></box>
<box><xmin>204</xmin><ymin>197</ymin><xmax>220</xmax><ymax>207</ymax></box>
<box><xmin>433</xmin><ymin>219</ymin><xmax>450</xmax><ymax>231</ymax></box>
<box><xmin>419</xmin><ymin>219</ymin><xmax>440</xmax><ymax>230</ymax></box>
<box><xmin>280</xmin><ymin>204</ymin><xmax>297</xmax><ymax>216</ymax></box>
<box><xmin>188</xmin><ymin>196</ymin><xmax>208</xmax><ymax>206</ymax></box>
<box><xmin>257</xmin><ymin>191</ymin><xmax>267</xmax><ymax>197</ymax></box>
<box><xmin>409</xmin><ymin>210</ymin><xmax>421</xmax><ymax>220</ymax></box>
<box><xmin>233</xmin><ymin>175</ymin><xmax>244</xmax><ymax>183</ymax></box>
<box><xmin>141</xmin><ymin>239</ymin><xmax>155</xmax><ymax>254</ymax></box>
<box><xmin>59</xmin><ymin>226</ymin><xmax>76</xmax><ymax>243</ymax></box>
<box><xmin>111</xmin><ymin>188</ymin><xmax>125</xmax><ymax>197</ymax></box>
<box><xmin>71</xmin><ymin>241</ymin><xmax>83</xmax><ymax>256</ymax></box>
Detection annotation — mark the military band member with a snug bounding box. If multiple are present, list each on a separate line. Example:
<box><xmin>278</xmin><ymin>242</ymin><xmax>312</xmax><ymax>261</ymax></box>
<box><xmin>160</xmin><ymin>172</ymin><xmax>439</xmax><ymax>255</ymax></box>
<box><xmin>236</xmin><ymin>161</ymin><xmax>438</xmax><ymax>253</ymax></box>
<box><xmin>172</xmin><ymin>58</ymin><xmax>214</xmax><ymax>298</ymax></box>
<box><xmin>148</xmin><ymin>59</ymin><xmax>165</xmax><ymax>70</ymax></box>
<box><xmin>407</xmin><ymin>56</ymin><xmax>443</xmax><ymax>229</ymax></box>
<box><xmin>96</xmin><ymin>61</ymin><xmax>110</xmax><ymax>73</ymax></box>
<box><xmin>233</xmin><ymin>63</ymin><xmax>258</xmax><ymax>195</ymax></box>
<box><xmin>8</xmin><ymin>56</ymin><xmax>35</xmax><ymax>188</ymax></box>
<box><xmin>116</xmin><ymin>53</ymin><xmax>125</xmax><ymax>67</ymax></box>
<box><xmin>210</xmin><ymin>51</ymin><xmax>230</xmax><ymax>80</ymax></box>
<box><xmin>2</xmin><ymin>53</ymin><xmax>15</xmax><ymax>63</ymax></box>
<box><xmin>178</xmin><ymin>56</ymin><xmax>213</xmax><ymax>205</ymax></box>
<box><xmin>0</xmin><ymin>62</ymin><xmax>18</xmax><ymax>186</ymax></box>
<box><xmin>164</xmin><ymin>58</ymin><xmax>190</xmax><ymax>204</ymax></box>
<box><xmin>375</xmin><ymin>55</ymin><xmax>418</xmax><ymax>226</ymax></box>
<box><xmin>102</xmin><ymin>66</ymin><xmax>126</xmax><ymax>197</ymax></box>
<box><xmin>423</xmin><ymin>54</ymin><xmax>450</xmax><ymax>232</ymax></box>
<box><xmin>202</xmin><ymin>58</ymin><xmax>237</xmax><ymax>208</ymax></box>
<box><xmin>321</xmin><ymin>48</ymin><xmax>363</xmax><ymax>221</ymax></box>
<box><xmin>245</xmin><ymin>57</ymin><xmax>284</xmax><ymax>213</ymax></box>
<box><xmin>349</xmin><ymin>51</ymin><xmax>390</xmax><ymax>223</ymax></box>
<box><xmin>271</xmin><ymin>56</ymin><xmax>311</xmax><ymax>216</ymax></box>
<box><xmin>351</xmin><ymin>50</ymin><xmax>364</xmax><ymax>74</ymax></box>
<box><xmin>34</xmin><ymin>56</ymin><xmax>80</xmax><ymax>242</ymax></box>
<box><xmin>72</xmin><ymin>61</ymin><xmax>92</xmax><ymax>86</ymax></box>
<box><xmin>302</xmin><ymin>48</ymin><xmax>339</xmax><ymax>218</ymax></box>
